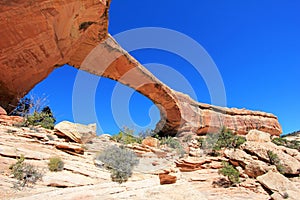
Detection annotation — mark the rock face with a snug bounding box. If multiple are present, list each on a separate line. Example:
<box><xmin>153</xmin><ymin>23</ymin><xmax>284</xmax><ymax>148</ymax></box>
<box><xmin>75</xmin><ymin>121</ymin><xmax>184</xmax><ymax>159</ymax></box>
<box><xmin>224</xmin><ymin>130</ymin><xmax>300</xmax><ymax>177</ymax></box>
<box><xmin>54</xmin><ymin>121</ymin><xmax>96</xmax><ymax>144</ymax></box>
<box><xmin>0</xmin><ymin>0</ymin><xmax>110</xmax><ymax>110</ymax></box>
<box><xmin>0</xmin><ymin>0</ymin><xmax>282</xmax><ymax>136</ymax></box>
<box><xmin>257</xmin><ymin>171</ymin><xmax>300</xmax><ymax>200</ymax></box>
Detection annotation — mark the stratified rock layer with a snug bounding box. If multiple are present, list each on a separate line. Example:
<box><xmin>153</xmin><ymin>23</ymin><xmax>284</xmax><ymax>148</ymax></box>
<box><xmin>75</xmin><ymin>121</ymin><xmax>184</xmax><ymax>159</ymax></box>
<box><xmin>0</xmin><ymin>0</ymin><xmax>282</xmax><ymax>136</ymax></box>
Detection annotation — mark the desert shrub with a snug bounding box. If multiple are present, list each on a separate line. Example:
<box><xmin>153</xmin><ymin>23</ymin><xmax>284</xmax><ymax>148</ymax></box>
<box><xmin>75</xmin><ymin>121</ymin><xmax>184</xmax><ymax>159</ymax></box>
<box><xmin>25</xmin><ymin>110</ymin><xmax>56</xmax><ymax>129</ymax></box>
<box><xmin>267</xmin><ymin>150</ymin><xmax>285</xmax><ymax>174</ymax></box>
<box><xmin>201</xmin><ymin>127</ymin><xmax>246</xmax><ymax>154</ymax></box>
<box><xmin>219</xmin><ymin>161</ymin><xmax>240</xmax><ymax>185</ymax></box>
<box><xmin>48</xmin><ymin>157</ymin><xmax>64</xmax><ymax>172</ymax></box>
<box><xmin>137</xmin><ymin>129</ymin><xmax>155</xmax><ymax>139</ymax></box>
<box><xmin>9</xmin><ymin>155</ymin><xmax>43</xmax><ymax>188</ymax></box>
<box><xmin>95</xmin><ymin>145</ymin><xmax>139</xmax><ymax>183</ymax></box>
<box><xmin>111</xmin><ymin>127</ymin><xmax>142</xmax><ymax>144</ymax></box>
<box><xmin>272</xmin><ymin>137</ymin><xmax>300</xmax><ymax>151</ymax></box>
<box><xmin>160</xmin><ymin>136</ymin><xmax>186</xmax><ymax>157</ymax></box>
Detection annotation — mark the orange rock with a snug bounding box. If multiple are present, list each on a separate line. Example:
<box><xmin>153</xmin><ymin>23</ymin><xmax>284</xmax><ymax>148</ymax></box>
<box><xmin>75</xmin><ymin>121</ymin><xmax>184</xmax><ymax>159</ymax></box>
<box><xmin>142</xmin><ymin>137</ymin><xmax>159</xmax><ymax>148</ymax></box>
<box><xmin>158</xmin><ymin>172</ymin><xmax>177</xmax><ymax>185</ymax></box>
<box><xmin>175</xmin><ymin>158</ymin><xmax>211</xmax><ymax>172</ymax></box>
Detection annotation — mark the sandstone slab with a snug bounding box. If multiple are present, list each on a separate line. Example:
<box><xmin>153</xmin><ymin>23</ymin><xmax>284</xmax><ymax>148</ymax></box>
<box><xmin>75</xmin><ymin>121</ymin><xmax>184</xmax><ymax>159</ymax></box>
<box><xmin>54</xmin><ymin>121</ymin><xmax>96</xmax><ymax>144</ymax></box>
<box><xmin>257</xmin><ymin>171</ymin><xmax>299</xmax><ymax>200</ymax></box>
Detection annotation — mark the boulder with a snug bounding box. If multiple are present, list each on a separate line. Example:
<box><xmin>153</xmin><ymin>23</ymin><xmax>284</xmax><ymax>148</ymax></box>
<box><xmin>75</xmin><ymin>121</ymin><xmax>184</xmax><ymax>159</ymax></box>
<box><xmin>257</xmin><ymin>171</ymin><xmax>299</xmax><ymax>200</ymax></box>
<box><xmin>246</xmin><ymin>130</ymin><xmax>271</xmax><ymax>142</ymax></box>
<box><xmin>224</xmin><ymin>149</ymin><xmax>253</xmax><ymax>167</ymax></box>
<box><xmin>142</xmin><ymin>137</ymin><xmax>159</xmax><ymax>148</ymax></box>
<box><xmin>55</xmin><ymin>142</ymin><xmax>84</xmax><ymax>155</ymax></box>
<box><xmin>158</xmin><ymin>172</ymin><xmax>177</xmax><ymax>185</ymax></box>
<box><xmin>175</xmin><ymin>157</ymin><xmax>211</xmax><ymax>172</ymax></box>
<box><xmin>242</xmin><ymin>141</ymin><xmax>300</xmax><ymax>175</ymax></box>
<box><xmin>54</xmin><ymin>121</ymin><xmax>96</xmax><ymax>144</ymax></box>
<box><xmin>244</xmin><ymin>160</ymin><xmax>274</xmax><ymax>178</ymax></box>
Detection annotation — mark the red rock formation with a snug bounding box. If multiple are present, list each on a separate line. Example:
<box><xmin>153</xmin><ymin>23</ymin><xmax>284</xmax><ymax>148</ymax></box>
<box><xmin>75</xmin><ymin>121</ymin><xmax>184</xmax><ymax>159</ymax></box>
<box><xmin>0</xmin><ymin>0</ymin><xmax>282</xmax><ymax>136</ymax></box>
<box><xmin>158</xmin><ymin>172</ymin><xmax>177</xmax><ymax>185</ymax></box>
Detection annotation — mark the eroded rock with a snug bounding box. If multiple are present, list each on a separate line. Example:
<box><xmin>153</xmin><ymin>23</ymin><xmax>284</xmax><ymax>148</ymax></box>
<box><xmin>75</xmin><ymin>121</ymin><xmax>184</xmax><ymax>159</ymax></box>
<box><xmin>54</xmin><ymin>121</ymin><xmax>96</xmax><ymax>144</ymax></box>
<box><xmin>257</xmin><ymin>171</ymin><xmax>299</xmax><ymax>200</ymax></box>
<box><xmin>0</xmin><ymin>0</ymin><xmax>282</xmax><ymax>137</ymax></box>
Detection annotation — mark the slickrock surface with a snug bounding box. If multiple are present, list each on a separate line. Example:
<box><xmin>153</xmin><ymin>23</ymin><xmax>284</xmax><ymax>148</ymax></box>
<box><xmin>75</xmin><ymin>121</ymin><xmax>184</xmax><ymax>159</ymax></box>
<box><xmin>0</xmin><ymin>1</ymin><xmax>282</xmax><ymax>136</ymax></box>
<box><xmin>0</xmin><ymin>122</ymin><xmax>278</xmax><ymax>200</ymax></box>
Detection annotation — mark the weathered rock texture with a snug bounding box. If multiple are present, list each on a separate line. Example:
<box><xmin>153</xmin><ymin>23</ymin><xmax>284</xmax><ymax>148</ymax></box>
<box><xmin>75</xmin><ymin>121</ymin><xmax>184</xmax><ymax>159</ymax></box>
<box><xmin>54</xmin><ymin>121</ymin><xmax>96</xmax><ymax>144</ymax></box>
<box><xmin>0</xmin><ymin>0</ymin><xmax>282</xmax><ymax>136</ymax></box>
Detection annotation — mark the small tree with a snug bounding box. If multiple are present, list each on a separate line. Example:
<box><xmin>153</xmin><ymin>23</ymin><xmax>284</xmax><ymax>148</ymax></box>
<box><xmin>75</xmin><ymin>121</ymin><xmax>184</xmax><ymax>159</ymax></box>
<box><xmin>10</xmin><ymin>97</ymin><xmax>33</xmax><ymax>117</ymax></box>
<box><xmin>11</xmin><ymin>96</ymin><xmax>56</xmax><ymax>129</ymax></box>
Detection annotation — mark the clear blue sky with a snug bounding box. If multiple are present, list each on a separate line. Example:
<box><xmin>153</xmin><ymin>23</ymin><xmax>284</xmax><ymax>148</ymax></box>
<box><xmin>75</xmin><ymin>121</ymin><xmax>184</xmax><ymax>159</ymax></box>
<box><xmin>29</xmin><ymin>0</ymin><xmax>300</xmax><ymax>135</ymax></box>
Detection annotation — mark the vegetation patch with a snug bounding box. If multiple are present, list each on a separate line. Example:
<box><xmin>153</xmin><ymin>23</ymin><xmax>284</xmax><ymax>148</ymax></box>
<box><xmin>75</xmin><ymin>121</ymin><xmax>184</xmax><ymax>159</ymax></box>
<box><xmin>218</xmin><ymin>161</ymin><xmax>240</xmax><ymax>186</ymax></box>
<box><xmin>111</xmin><ymin>127</ymin><xmax>142</xmax><ymax>144</ymax></box>
<box><xmin>95</xmin><ymin>145</ymin><xmax>139</xmax><ymax>183</ymax></box>
<box><xmin>267</xmin><ymin>150</ymin><xmax>285</xmax><ymax>174</ymax></box>
<box><xmin>200</xmin><ymin>127</ymin><xmax>246</xmax><ymax>154</ymax></box>
<box><xmin>160</xmin><ymin>136</ymin><xmax>186</xmax><ymax>157</ymax></box>
<box><xmin>11</xmin><ymin>96</ymin><xmax>56</xmax><ymax>129</ymax></box>
<box><xmin>9</xmin><ymin>155</ymin><xmax>43</xmax><ymax>189</ymax></box>
<box><xmin>48</xmin><ymin>157</ymin><xmax>64</xmax><ymax>172</ymax></box>
<box><xmin>272</xmin><ymin>137</ymin><xmax>300</xmax><ymax>151</ymax></box>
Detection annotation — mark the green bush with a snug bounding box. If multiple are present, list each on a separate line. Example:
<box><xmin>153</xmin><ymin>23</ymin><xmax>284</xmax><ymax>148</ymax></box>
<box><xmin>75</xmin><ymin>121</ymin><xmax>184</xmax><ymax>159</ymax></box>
<box><xmin>25</xmin><ymin>111</ymin><xmax>56</xmax><ymax>129</ymax></box>
<box><xmin>48</xmin><ymin>157</ymin><xmax>64</xmax><ymax>172</ymax></box>
<box><xmin>111</xmin><ymin>127</ymin><xmax>142</xmax><ymax>144</ymax></box>
<box><xmin>160</xmin><ymin>136</ymin><xmax>186</xmax><ymax>157</ymax></box>
<box><xmin>267</xmin><ymin>150</ymin><xmax>285</xmax><ymax>174</ymax></box>
<box><xmin>11</xmin><ymin>96</ymin><xmax>56</xmax><ymax>129</ymax></box>
<box><xmin>272</xmin><ymin>137</ymin><xmax>300</xmax><ymax>151</ymax></box>
<box><xmin>219</xmin><ymin>161</ymin><xmax>240</xmax><ymax>185</ymax></box>
<box><xmin>95</xmin><ymin>145</ymin><xmax>139</xmax><ymax>183</ymax></box>
<box><xmin>201</xmin><ymin>127</ymin><xmax>246</xmax><ymax>154</ymax></box>
<box><xmin>9</xmin><ymin>155</ymin><xmax>43</xmax><ymax>188</ymax></box>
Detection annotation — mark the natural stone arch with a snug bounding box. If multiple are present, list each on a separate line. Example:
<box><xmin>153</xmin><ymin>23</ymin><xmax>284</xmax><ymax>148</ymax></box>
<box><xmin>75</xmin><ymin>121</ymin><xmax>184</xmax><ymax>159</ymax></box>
<box><xmin>0</xmin><ymin>0</ymin><xmax>282</xmax><ymax>136</ymax></box>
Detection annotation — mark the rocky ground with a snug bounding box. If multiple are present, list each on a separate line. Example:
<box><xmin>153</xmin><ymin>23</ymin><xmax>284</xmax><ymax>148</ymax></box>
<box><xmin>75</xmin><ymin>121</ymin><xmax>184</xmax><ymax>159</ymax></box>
<box><xmin>0</xmin><ymin>114</ymin><xmax>299</xmax><ymax>200</ymax></box>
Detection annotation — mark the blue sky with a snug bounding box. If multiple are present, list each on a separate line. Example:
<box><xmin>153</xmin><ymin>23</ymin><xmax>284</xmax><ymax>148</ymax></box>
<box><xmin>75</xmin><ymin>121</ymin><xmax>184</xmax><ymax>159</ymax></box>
<box><xmin>29</xmin><ymin>0</ymin><xmax>300</xmax><ymax>135</ymax></box>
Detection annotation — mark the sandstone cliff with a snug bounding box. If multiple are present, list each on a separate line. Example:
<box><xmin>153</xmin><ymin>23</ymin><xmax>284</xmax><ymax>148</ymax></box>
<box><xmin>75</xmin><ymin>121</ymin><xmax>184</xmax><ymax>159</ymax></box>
<box><xmin>0</xmin><ymin>0</ymin><xmax>282</xmax><ymax>136</ymax></box>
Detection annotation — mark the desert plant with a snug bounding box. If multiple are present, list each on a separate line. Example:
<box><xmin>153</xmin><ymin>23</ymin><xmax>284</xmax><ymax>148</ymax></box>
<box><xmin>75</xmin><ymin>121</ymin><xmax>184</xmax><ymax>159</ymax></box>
<box><xmin>48</xmin><ymin>157</ymin><xmax>64</xmax><ymax>172</ymax></box>
<box><xmin>160</xmin><ymin>136</ymin><xmax>186</xmax><ymax>157</ymax></box>
<box><xmin>95</xmin><ymin>145</ymin><xmax>139</xmax><ymax>183</ymax></box>
<box><xmin>25</xmin><ymin>110</ymin><xmax>56</xmax><ymax>129</ymax></box>
<box><xmin>111</xmin><ymin>127</ymin><xmax>142</xmax><ymax>144</ymax></box>
<box><xmin>219</xmin><ymin>161</ymin><xmax>240</xmax><ymax>185</ymax></box>
<box><xmin>11</xmin><ymin>96</ymin><xmax>56</xmax><ymax>129</ymax></box>
<box><xmin>10</xmin><ymin>97</ymin><xmax>33</xmax><ymax>117</ymax></box>
<box><xmin>9</xmin><ymin>155</ymin><xmax>43</xmax><ymax>188</ymax></box>
<box><xmin>202</xmin><ymin>127</ymin><xmax>246</xmax><ymax>154</ymax></box>
<box><xmin>272</xmin><ymin>137</ymin><xmax>300</xmax><ymax>151</ymax></box>
<box><xmin>267</xmin><ymin>150</ymin><xmax>285</xmax><ymax>174</ymax></box>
